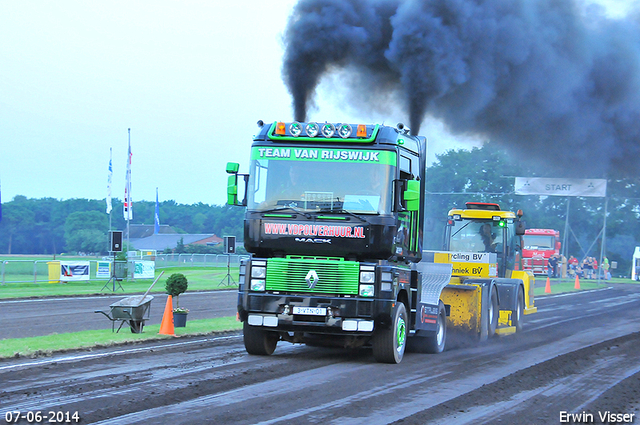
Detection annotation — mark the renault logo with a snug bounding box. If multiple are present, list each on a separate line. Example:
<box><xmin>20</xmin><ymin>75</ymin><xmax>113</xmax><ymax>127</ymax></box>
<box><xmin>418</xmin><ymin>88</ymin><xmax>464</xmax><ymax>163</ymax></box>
<box><xmin>305</xmin><ymin>270</ymin><xmax>319</xmax><ymax>289</ymax></box>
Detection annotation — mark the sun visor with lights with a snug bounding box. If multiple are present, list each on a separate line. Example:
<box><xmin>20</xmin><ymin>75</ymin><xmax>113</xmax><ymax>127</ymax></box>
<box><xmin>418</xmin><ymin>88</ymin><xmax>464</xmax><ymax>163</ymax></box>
<box><xmin>268</xmin><ymin>121</ymin><xmax>380</xmax><ymax>143</ymax></box>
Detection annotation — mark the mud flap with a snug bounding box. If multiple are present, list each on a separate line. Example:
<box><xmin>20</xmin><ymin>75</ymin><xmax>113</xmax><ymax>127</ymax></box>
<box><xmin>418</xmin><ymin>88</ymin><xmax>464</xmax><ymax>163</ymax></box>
<box><xmin>440</xmin><ymin>283</ymin><xmax>483</xmax><ymax>335</ymax></box>
<box><xmin>494</xmin><ymin>279</ymin><xmax>520</xmax><ymax>328</ymax></box>
<box><xmin>414</xmin><ymin>262</ymin><xmax>452</xmax><ymax>333</ymax></box>
<box><xmin>511</xmin><ymin>270</ymin><xmax>538</xmax><ymax>314</ymax></box>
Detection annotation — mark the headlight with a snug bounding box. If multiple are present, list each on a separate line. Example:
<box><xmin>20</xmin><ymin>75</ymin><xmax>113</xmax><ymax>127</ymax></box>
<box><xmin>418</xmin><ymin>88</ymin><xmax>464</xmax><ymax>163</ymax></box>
<box><xmin>306</xmin><ymin>122</ymin><xmax>319</xmax><ymax>137</ymax></box>
<box><xmin>289</xmin><ymin>122</ymin><xmax>303</xmax><ymax>137</ymax></box>
<box><xmin>360</xmin><ymin>271</ymin><xmax>375</xmax><ymax>284</ymax></box>
<box><xmin>321</xmin><ymin>123</ymin><xmax>335</xmax><ymax>138</ymax></box>
<box><xmin>338</xmin><ymin>123</ymin><xmax>352</xmax><ymax>138</ymax></box>
<box><xmin>251</xmin><ymin>279</ymin><xmax>265</xmax><ymax>291</ymax></box>
<box><xmin>359</xmin><ymin>284</ymin><xmax>375</xmax><ymax>297</ymax></box>
<box><xmin>251</xmin><ymin>266</ymin><xmax>266</xmax><ymax>279</ymax></box>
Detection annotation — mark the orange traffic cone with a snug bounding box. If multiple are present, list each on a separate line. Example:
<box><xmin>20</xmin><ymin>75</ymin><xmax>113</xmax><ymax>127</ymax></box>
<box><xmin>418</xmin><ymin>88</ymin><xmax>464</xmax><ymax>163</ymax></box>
<box><xmin>574</xmin><ymin>275</ymin><xmax>581</xmax><ymax>290</ymax></box>
<box><xmin>159</xmin><ymin>295</ymin><xmax>175</xmax><ymax>336</ymax></box>
<box><xmin>545</xmin><ymin>276</ymin><xmax>551</xmax><ymax>294</ymax></box>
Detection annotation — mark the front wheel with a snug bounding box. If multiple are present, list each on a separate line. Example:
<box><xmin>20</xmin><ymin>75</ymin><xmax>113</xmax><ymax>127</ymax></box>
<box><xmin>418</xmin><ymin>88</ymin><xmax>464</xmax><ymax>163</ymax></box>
<box><xmin>424</xmin><ymin>302</ymin><xmax>447</xmax><ymax>354</ymax></box>
<box><xmin>372</xmin><ymin>302</ymin><xmax>408</xmax><ymax>364</ymax></box>
<box><xmin>243</xmin><ymin>322</ymin><xmax>279</xmax><ymax>355</ymax></box>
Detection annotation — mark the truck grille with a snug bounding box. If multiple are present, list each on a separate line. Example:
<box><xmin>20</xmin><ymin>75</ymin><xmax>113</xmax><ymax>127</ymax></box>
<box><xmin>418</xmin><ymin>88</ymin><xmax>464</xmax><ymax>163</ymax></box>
<box><xmin>266</xmin><ymin>257</ymin><xmax>359</xmax><ymax>295</ymax></box>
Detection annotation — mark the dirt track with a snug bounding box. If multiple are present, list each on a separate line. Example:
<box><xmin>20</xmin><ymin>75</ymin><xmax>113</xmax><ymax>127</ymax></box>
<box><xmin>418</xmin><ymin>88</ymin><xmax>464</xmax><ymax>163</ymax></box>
<box><xmin>1</xmin><ymin>283</ymin><xmax>639</xmax><ymax>424</ymax></box>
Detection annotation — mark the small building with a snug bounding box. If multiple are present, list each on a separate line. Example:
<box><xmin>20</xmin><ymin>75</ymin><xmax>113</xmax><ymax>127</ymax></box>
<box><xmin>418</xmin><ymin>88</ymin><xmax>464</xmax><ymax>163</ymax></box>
<box><xmin>128</xmin><ymin>233</ymin><xmax>223</xmax><ymax>252</ymax></box>
<box><xmin>121</xmin><ymin>224</ymin><xmax>224</xmax><ymax>252</ymax></box>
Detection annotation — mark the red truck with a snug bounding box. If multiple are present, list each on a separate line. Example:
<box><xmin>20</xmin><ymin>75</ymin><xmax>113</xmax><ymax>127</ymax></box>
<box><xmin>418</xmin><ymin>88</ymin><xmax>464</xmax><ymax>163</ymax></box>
<box><xmin>522</xmin><ymin>229</ymin><xmax>560</xmax><ymax>275</ymax></box>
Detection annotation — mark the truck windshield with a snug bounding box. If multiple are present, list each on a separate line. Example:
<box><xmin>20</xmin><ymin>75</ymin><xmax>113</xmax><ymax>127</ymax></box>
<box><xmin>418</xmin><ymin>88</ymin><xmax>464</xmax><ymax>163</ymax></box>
<box><xmin>247</xmin><ymin>157</ymin><xmax>394</xmax><ymax>214</ymax></box>
<box><xmin>449</xmin><ymin>219</ymin><xmax>504</xmax><ymax>253</ymax></box>
<box><xmin>523</xmin><ymin>235</ymin><xmax>555</xmax><ymax>250</ymax></box>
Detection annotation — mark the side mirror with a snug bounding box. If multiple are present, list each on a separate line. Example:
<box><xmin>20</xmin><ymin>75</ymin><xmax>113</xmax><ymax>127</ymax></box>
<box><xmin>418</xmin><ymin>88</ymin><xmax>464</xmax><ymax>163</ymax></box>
<box><xmin>516</xmin><ymin>221</ymin><xmax>526</xmax><ymax>236</ymax></box>
<box><xmin>227</xmin><ymin>174</ymin><xmax>239</xmax><ymax>206</ymax></box>
<box><xmin>226</xmin><ymin>162</ymin><xmax>239</xmax><ymax>174</ymax></box>
<box><xmin>403</xmin><ymin>180</ymin><xmax>420</xmax><ymax>211</ymax></box>
<box><xmin>226</xmin><ymin>162</ymin><xmax>241</xmax><ymax>206</ymax></box>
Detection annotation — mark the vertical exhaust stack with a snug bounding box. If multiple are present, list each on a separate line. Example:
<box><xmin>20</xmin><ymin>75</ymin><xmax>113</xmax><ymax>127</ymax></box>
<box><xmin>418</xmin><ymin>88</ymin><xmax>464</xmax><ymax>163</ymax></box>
<box><xmin>282</xmin><ymin>0</ymin><xmax>640</xmax><ymax>176</ymax></box>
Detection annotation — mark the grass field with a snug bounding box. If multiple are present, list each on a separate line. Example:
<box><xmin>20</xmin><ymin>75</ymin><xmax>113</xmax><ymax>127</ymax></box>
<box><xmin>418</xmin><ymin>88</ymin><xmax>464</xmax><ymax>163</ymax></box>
<box><xmin>533</xmin><ymin>275</ymin><xmax>636</xmax><ymax>296</ymax></box>
<box><xmin>0</xmin><ymin>317</ymin><xmax>243</xmax><ymax>359</ymax></box>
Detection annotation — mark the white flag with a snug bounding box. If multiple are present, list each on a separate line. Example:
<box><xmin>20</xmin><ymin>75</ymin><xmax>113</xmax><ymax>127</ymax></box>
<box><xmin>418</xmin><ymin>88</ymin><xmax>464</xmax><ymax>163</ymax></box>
<box><xmin>124</xmin><ymin>130</ymin><xmax>133</xmax><ymax>220</ymax></box>
<box><xmin>106</xmin><ymin>148</ymin><xmax>113</xmax><ymax>214</ymax></box>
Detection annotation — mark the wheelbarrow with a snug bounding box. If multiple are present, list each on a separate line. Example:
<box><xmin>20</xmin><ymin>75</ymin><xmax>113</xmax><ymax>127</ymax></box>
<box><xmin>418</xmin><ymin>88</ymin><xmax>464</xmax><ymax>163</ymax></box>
<box><xmin>95</xmin><ymin>271</ymin><xmax>164</xmax><ymax>333</ymax></box>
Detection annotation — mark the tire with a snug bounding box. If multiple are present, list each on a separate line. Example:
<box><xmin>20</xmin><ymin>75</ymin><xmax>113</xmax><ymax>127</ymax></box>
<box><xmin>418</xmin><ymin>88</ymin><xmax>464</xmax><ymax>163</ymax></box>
<box><xmin>372</xmin><ymin>302</ymin><xmax>408</xmax><ymax>364</ymax></box>
<box><xmin>129</xmin><ymin>320</ymin><xmax>143</xmax><ymax>333</ymax></box>
<box><xmin>512</xmin><ymin>287</ymin><xmax>525</xmax><ymax>332</ymax></box>
<box><xmin>243</xmin><ymin>321</ymin><xmax>278</xmax><ymax>355</ymax></box>
<box><xmin>487</xmin><ymin>288</ymin><xmax>499</xmax><ymax>337</ymax></box>
<box><xmin>424</xmin><ymin>302</ymin><xmax>447</xmax><ymax>354</ymax></box>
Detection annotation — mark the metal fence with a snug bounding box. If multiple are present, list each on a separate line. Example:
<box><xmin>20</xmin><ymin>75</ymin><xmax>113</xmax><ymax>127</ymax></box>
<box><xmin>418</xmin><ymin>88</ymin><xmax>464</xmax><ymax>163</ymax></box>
<box><xmin>0</xmin><ymin>254</ymin><xmax>249</xmax><ymax>285</ymax></box>
<box><xmin>153</xmin><ymin>253</ymin><xmax>249</xmax><ymax>268</ymax></box>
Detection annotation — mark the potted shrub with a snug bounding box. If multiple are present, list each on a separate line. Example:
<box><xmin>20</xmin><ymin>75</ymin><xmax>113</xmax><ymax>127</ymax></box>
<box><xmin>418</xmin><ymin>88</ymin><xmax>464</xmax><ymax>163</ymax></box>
<box><xmin>165</xmin><ymin>273</ymin><xmax>189</xmax><ymax>327</ymax></box>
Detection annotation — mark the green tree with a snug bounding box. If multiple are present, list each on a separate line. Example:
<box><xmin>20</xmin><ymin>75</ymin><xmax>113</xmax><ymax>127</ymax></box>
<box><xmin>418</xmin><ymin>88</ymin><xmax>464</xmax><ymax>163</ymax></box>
<box><xmin>64</xmin><ymin>211</ymin><xmax>108</xmax><ymax>254</ymax></box>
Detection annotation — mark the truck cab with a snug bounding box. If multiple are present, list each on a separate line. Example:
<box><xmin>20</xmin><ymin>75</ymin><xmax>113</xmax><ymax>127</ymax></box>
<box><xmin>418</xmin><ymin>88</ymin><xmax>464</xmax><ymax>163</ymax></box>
<box><xmin>522</xmin><ymin>229</ymin><xmax>561</xmax><ymax>275</ymax></box>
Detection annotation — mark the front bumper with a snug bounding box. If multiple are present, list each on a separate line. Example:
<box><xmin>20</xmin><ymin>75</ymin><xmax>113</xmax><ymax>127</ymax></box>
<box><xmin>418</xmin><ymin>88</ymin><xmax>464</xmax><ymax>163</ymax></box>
<box><xmin>238</xmin><ymin>291</ymin><xmax>393</xmax><ymax>335</ymax></box>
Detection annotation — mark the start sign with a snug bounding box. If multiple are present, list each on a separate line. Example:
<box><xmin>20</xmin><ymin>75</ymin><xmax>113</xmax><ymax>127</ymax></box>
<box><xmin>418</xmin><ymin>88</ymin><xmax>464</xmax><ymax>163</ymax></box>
<box><xmin>515</xmin><ymin>177</ymin><xmax>607</xmax><ymax>197</ymax></box>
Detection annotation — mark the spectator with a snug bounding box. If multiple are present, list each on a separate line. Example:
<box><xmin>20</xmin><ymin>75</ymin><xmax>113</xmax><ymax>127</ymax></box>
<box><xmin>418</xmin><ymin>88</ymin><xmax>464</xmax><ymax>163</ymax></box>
<box><xmin>568</xmin><ymin>255</ymin><xmax>578</xmax><ymax>277</ymax></box>
<box><xmin>548</xmin><ymin>254</ymin><xmax>559</xmax><ymax>278</ymax></box>
<box><xmin>582</xmin><ymin>257</ymin><xmax>592</xmax><ymax>279</ymax></box>
<box><xmin>602</xmin><ymin>257</ymin><xmax>610</xmax><ymax>280</ymax></box>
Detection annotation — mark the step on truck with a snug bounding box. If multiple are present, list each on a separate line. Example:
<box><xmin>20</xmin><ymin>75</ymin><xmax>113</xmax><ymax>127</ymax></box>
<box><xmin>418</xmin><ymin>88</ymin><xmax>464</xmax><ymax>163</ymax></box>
<box><xmin>432</xmin><ymin>202</ymin><xmax>538</xmax><ymax>339</ymax></box>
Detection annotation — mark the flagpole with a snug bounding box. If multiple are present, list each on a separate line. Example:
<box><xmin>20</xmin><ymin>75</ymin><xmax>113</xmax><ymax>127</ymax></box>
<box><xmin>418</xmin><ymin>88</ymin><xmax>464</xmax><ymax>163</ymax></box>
<box><xmin>127</xmin><ymin>129</ymin><xmax>131</xmax><ymax>279</ymax></box>
<box><xmin>108</xmin><ymin>148</ymin><xmax>113</xmax><ymax>245</ymax></box>
<box><xmin>154</xmin><ymin>187</ymin><xmax>160</xmax><ymax>235</ymax></box>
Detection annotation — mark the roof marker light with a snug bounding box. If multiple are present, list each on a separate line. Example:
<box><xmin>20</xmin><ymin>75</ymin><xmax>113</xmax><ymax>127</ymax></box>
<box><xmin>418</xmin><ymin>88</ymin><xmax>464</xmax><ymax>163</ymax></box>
<box><xmin>357</xmin><ymin>124</ymin><xmax>367</xmax><ymax>138</ymax></box>
<box><xmin>276</xmin><ymin>122</ymin><xmax>286</xmax><ymax>135</ymax></box>
<box><xmin>306</xmin><ymin>122</ymin><xmax>319</xmax><ymax>137</ymax></box>
<box><xmin>289</xmin><ymin>122</ymin><xmax>303</xmax><ymax>137</ymax></box>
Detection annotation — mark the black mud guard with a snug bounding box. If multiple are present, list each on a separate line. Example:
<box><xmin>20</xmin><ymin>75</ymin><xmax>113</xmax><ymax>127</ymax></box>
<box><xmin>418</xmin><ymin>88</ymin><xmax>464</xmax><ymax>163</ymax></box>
<box><xmin>493</xmin><ymin>278</ymin><xmax>523</xmax><ymax>312</ymax></box>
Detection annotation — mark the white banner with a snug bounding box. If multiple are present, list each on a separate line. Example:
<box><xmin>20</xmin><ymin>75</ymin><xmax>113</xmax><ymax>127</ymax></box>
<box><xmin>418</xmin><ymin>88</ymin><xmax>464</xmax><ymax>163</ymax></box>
<box><xmin>134</xmin><ymin>260</ymin><xmax>155</xmax><ymax>279</ymax></box>
<box><xmin>96</xmin><ymin>261</ymin><xmax>111</xmax><ymax>278</ymax></box>
<box><xmin>60</xmin><ymin>261</ymin><xmax>90</xmax><ymax>282</ymax></box>
<box><xmin>515</xmin><ymin>177</ymin><xmax>607</xmax><ymax>197</ymax></box>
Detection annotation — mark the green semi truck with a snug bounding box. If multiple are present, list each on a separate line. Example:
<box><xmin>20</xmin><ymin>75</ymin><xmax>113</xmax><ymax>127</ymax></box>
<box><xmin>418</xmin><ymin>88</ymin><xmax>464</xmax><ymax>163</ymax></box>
<box><xmin>226</xmin><ymin>120</ymin><xmax>452</xmax><ymax>364</ymax></box>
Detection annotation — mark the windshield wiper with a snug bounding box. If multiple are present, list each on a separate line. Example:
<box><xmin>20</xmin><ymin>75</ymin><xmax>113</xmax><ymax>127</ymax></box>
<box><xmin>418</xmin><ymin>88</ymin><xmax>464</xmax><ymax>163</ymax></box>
<box><xmin>259</xmin><ymin>205</ymin><xmax>312</xmax><ymax>219</ymax></box>
<box><xmin>317</xmin><ymin>207</ymin><xmax>373</xmax><ymax>222</ymax></box>
<box><xmin>451</xmin><ymin>220</ymin><xmax>473</xmax><ymax>238</ymax></box>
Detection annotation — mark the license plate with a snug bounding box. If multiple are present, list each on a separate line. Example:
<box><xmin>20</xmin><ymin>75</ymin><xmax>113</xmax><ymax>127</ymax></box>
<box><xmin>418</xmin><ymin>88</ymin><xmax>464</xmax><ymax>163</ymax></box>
<box><xmin>293</xmin><ymin>306</ymin><xmax>326</xmax><ymax>316</ymax></box>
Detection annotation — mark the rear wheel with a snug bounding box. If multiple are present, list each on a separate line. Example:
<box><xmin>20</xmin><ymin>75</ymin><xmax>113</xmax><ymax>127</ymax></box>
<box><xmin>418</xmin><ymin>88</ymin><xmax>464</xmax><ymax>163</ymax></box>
<box><xmin>512</xmin><ymin>287</ymin><xmax>525</xmax><ymax>332</ymax></box>
<box><xmin>373</xmin><ymin>302</ymin><xmax>408</xmax><ymax>364</ymax></box>
<box><xmin>243</xmin><ymin>322</ymin><xmax>279</xmax><ymax>355</ymax></box>
<box><xmin>424</xmin><ymin>302</ymin><xmax>447</xmax><ymax>354</ymax></box>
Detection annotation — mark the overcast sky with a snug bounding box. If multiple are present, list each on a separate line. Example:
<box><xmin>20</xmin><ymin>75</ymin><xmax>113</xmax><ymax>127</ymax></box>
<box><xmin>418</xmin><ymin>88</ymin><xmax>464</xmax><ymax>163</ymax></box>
<box><xmin>0</xmin><ymin>0</ymin><xmax>633</xmax><ymax>208</ymax></box>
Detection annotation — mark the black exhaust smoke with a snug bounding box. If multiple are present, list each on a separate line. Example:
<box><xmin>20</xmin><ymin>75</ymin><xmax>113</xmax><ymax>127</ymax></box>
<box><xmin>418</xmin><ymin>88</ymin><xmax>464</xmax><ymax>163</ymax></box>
<box><xmin>282</xmin><ymin>0</ymin><xmax>640</xmax><ymax>176</ymax></box>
